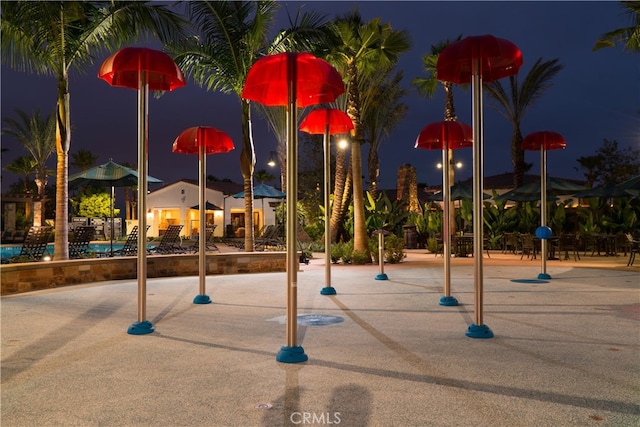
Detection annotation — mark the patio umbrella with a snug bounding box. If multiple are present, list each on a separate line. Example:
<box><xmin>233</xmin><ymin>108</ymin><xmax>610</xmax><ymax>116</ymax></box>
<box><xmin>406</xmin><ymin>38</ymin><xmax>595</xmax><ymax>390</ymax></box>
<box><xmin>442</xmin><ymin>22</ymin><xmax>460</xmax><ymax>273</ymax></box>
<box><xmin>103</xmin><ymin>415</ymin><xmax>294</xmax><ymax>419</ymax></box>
<box><xmin>190</xmin><ymin>201</ymin><xmax>222</xmax><ymax>211</ymax></box>
<box><xmin>522</xmin><ymin>131</ymin><xmax>567</xmax><ymax>280</ymax></box>
<box><xmin>437</xmin><ymin>34</ymin><xmax>522</xmax><ymax>339</ymax></box>
<box><xmin>98</xmin><ymin>47</ymin><xmax>186</xmax><ymax>335</ymax></box>
<box><xmin>430</xmin><ymin>182</ymin><xmax>491</xmax><ymax>201</ymax></box>
<box><xmin>617</xmin><ymin>175</ymin><xmax>640</xmax><ymax>197</ymax></box>
<box><xmin>173</xmin><ymin>126</ymin><xmax>235</xmax><ymax>305</ymax></box>
<box><xmin>300</xmin><ymin>108</ymin><xmax>354</xmax><ymax>294</ymax></box>
<box><xmin>495</xmin><ymin>178</ymin><xmax>587</xmax><ymax>203</ymax></box>
<box><xmin>242</xmin><ymin>52</ymin><xmax>344</xmax><ymax>364</ymax></box>
<box><xmin>415</xmin><ymin>120</ymin><xmax>473</xmax><ymax>307</ymax></box>
<box><xmin>573</xmin><ymin>182</ymin><xmax>635</xmax><ymax>199</ymax></box>
<box><xmin>69</xmin><ymin>159</ymin><xmax>162</xmax><ymax>257</ymax></box>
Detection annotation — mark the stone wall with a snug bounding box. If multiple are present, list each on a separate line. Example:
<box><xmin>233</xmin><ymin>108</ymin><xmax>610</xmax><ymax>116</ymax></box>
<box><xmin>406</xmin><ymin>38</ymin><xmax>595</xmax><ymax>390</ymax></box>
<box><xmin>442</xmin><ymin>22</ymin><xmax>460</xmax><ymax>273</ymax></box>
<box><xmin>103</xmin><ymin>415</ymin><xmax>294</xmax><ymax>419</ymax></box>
<box><xmin>0</xmin><ymin>252</ymin><xmax>286</xmax><ymax>295</ymax></box>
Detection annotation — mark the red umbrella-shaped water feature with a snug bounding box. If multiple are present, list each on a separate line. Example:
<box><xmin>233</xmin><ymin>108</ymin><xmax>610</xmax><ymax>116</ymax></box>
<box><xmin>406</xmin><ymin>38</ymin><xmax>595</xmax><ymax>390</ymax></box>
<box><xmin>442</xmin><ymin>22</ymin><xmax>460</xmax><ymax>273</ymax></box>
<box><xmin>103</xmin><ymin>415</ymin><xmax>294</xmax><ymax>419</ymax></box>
<box><xmin>416</xmin><ymin>121</ymin><xmax>473</xmax><ymax>307</ymax></box>
<box><xmin>522</xmin><ymin>131</ymin><xmax>566</xmax><ymax>280</ymax></box>
<box><xmin>300</xmin><ymin>108</ymin><xmax>353</xmax><ymax>294</ymax></box>
<box><xmin>173</xmin><ymin>127</ymin><xmax>235</xmax><ymax>304</ymax></box>
<box><xmin>98</xmin><ymin>47</ymin><xmax>186</xmax><ymax>335</ymax></box>
<box><xmin>243</xmin><ymin>52</ymin><xmax>345</xmax><ymax>363</ymax></box>
<box><xmin>437</xmin><ymin>35</ymin><xmax>522</xmax><ymax>339</ymax></box>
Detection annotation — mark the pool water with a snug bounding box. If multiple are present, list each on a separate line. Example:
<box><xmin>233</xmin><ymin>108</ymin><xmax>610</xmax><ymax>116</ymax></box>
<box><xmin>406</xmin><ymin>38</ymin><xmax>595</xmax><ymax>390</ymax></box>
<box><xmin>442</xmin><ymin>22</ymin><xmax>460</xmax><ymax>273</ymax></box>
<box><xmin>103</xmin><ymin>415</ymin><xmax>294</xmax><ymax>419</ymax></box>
<box><xmin>1</xmin><ymin>243</ymin><xmax>125</xmax><ymax>259</ymax></box>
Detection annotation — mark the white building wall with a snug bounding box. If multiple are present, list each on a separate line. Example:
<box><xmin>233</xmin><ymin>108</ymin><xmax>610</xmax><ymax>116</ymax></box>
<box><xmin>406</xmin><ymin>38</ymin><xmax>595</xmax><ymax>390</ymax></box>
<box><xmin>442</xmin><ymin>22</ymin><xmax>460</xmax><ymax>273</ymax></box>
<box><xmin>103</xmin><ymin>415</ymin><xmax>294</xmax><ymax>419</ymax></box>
<box><xmin>146</xmin><ymin>181</ymin><xmax>280</xmax><ymax>238</ymax></box>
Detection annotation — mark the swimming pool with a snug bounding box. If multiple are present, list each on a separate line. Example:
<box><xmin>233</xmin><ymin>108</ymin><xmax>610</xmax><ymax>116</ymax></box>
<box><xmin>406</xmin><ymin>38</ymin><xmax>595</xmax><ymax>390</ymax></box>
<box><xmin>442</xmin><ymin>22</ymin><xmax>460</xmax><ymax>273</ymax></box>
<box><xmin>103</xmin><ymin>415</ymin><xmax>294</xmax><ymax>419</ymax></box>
<box><xmin>1</xmin><ymin>243</ymin><xmax>126</xmax><ymax>259</ymax></box>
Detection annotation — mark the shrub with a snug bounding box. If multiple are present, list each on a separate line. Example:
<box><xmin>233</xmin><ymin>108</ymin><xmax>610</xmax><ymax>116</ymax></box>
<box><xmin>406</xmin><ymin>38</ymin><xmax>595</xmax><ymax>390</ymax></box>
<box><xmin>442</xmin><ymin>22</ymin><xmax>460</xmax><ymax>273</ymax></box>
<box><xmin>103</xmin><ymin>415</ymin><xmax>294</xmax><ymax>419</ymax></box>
<box><xmin>351</xmin><ymin>249</ymin><xmax>370</xmax><ymax>265</ymax></box>
<box><xmin>330</xmin><ymin>242</ymin><xmax>343</xmax><ymax>263</ymax></box>
<box><xmin>384</xmin><ymin>234</ymin><xmax>405</xmax><ymax>264</ymax></box>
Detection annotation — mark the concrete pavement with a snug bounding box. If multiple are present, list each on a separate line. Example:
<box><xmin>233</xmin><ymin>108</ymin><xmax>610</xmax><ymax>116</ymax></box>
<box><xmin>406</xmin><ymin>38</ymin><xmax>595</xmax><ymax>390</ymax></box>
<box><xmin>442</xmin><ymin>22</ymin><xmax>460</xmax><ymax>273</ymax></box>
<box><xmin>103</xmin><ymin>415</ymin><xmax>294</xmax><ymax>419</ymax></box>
<box><xmin>2</xmin><ymin>249</ymin><xmax>639</xmax><ymax>426</ymax></box>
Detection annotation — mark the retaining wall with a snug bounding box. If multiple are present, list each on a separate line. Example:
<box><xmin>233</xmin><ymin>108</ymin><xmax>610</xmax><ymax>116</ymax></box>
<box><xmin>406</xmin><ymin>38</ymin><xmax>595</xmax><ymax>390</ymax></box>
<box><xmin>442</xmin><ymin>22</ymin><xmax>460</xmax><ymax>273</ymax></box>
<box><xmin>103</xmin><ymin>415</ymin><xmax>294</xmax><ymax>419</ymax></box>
<box><xmin>0</xmin><ymin>252</ymin><xmax>286</xmax><ymax>295</ymax></box>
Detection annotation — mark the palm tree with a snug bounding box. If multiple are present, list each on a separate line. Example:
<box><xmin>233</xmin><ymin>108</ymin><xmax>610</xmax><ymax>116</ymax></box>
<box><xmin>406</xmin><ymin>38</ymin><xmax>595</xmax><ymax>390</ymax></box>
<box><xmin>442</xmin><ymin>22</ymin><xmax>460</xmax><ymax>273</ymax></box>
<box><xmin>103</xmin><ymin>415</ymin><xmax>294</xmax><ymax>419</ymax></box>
<box><xmin>3</xmin><ymin>108</ymin><xmax>56</xmax><ymax>225</ymax></box>
<box><xmin>483</xmin><ymin>58</ymin><xmax>564</xmax><ymax>188</ymax></box>
<box><xmin>1</xmin><ymin>1</ymin><xmax>186</xmax><ymax>260</ymax></box>
<box><xmin>362</xmin><ymin>69</ymin><xmax>408</xmax><ymax>200</ymax></box>
<box><xmin>413</xmin><ymin>37</ymin><xmax>461</xmax><ymax>235</ymax></box>
<box><xmin>593</xmin><ymin>1</ymin><xmax>640</xmax><ymax>52</ymax></box>
<box><xmin>70</xmin><ymin>149</ymin><xmax>99</xmax><ymax>172</ymax></box>
<box><xmin>325</xmin><ymin>10</ymin><xmax>411</xmax><ymax>258</ymax></box>
<box><xmin>166</xmin><ymin>1</ymin><xmax>330</xmax><ymax>251</ymax></box>
<box><xmin>4</xmin><ymin>155</ymin><xmax>36</xmax><ymax>193</ymax></box>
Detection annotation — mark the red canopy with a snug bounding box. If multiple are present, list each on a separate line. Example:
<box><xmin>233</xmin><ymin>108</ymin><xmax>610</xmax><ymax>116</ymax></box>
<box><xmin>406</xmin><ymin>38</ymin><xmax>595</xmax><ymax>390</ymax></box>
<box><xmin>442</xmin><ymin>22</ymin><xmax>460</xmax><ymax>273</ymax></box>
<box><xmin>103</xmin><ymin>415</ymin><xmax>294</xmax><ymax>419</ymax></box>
<box><xmin>98</xmin><ymin>47</ymin><xmax>186</xmax><ymax>91</ymax></box>
<box><xmin>299</xmin><ymin>108</ymin><xmax>354</xmax><ymax>135</ymax></box>
<box><xmin>242</xmin><ymin>52</ymin><xmax>344</xmax><ymax>107</ymax></box>
<box><xmin>172</xmin><ymin>127</ymin><xmax>235</xmax><ymax>155</ymax></box>
<box><xmin>436</xmin><ymin>35</ymin><xmax>523</xmax><ymax>84</ymax></box>
<box><xmin>415</xmin><ymin>121</ymin><xmax>473</xmax><ymax>150</ymax></box>
<box><xmin>522</xmin><ymin>131</ymin><xmax>566</xmax><ymax>151</ymax></box>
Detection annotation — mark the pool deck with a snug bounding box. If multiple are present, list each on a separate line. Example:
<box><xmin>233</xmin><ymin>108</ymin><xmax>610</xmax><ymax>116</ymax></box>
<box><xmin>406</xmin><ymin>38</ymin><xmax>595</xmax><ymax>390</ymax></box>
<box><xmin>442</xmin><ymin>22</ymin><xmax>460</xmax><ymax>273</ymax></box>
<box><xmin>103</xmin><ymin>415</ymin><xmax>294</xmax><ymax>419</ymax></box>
<box><xmin>1</xmin><ymin>247</ymin><xmax>638</xmax><ymax>426</ymax></box>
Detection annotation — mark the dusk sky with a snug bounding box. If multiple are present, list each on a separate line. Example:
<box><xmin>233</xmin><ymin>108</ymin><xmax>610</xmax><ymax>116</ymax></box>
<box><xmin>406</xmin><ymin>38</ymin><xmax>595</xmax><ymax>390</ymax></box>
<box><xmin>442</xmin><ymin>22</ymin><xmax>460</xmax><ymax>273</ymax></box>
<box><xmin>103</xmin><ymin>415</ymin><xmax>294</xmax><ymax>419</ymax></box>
<box><xmin>1</xmin><ymin>1</ymin><xmax>637</xmax><ymax>194</ymax></box>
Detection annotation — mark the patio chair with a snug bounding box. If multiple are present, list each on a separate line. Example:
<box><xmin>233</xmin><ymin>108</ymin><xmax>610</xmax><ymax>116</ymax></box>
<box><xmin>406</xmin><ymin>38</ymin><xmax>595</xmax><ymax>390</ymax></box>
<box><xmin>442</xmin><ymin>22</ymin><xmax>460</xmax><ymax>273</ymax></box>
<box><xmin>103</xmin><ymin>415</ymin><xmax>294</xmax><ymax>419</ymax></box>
<box><xmin>149</xmin><ymin>224</ymin><xmax>185</xmax><ymax>254</ymax></box>
<box><xmin>112</xmin><ymin>225</ymin><xmax>149</xmax><ymax>257</ymax></box>
<box><xmin>187</xmin><ymin>225</ymin><xmax>219</xmax><ymax>253</ymax></box>
<box><xmin>558</xmin><ymin>233</ymin><xmax>580</xmax><ymax>261</ymax></box>
<box><xmin>69</xmin><ymin>226</ymin><xmax>96</xmax><ymax>259</ymax></box>
<box><xmin>626</xmin><ymin>234</ymin><xmax>638</xmax><ymax>267</ymax></box>
<box><xmin>503</xmin><ymin>232</ymin><xmax>519</xmax><ymax>254</ymax></box>
<box><xmin>520</xmin><ymin>234</ymin><xmax>536</xmax><ymax>260</ymax></box>
<box><xmin>14</xmin><ymin>226</ymin><xmax>52</xmax><ymax>261</ymax></box>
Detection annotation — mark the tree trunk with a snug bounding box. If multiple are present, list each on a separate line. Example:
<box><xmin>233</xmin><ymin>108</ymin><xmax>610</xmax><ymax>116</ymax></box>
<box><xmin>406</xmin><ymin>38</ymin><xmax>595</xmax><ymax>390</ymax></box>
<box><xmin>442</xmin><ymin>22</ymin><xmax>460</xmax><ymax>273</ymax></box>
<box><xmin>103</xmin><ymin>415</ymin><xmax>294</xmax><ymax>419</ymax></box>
<box><xmin>367</xmin><ymin>144</ymin><xmax>379</xmax><ymax>200</ymax></box>
<box><xmin>240</xmin><ymin>101</ymin><xmax>255</xmax><ymax>252</ymax></box>
<box><xmin>346</xmin><ymin>62</ymin><xmax>370</xmax><ymax>260</ymax></box>
<box><xmin>330</xmin><ymin>146</ymin><xmax>347</xmax><ymax>243</ymax></box>
<box><xmin>511</xmin><ymin>125</ymin><xmax>525</xmax><ymax>188</ymax></box>
<box><xmin>53</xmin><ymin>76</ymin><xmax>70</xmax><ymax>260</ymax></box>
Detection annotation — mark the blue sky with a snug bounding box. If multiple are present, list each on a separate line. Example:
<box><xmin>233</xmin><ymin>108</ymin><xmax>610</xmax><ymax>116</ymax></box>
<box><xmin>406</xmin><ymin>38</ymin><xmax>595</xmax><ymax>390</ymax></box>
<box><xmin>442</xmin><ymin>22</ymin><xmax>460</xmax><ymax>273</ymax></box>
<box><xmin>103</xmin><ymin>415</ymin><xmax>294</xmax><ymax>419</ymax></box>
<box><xmin>1</xmin><ymin>1</ymin><xmax>637</xmax><ymax>193</ymax></box>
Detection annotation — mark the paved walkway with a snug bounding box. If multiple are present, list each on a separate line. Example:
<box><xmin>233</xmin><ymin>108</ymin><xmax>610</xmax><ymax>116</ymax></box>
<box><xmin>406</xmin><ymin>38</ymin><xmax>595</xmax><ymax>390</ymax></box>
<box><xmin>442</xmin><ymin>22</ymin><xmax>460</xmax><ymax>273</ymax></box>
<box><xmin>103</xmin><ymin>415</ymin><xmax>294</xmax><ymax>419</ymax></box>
<box><xmin>2</xmin><ymin>248</ymin><xmax>639</xmax><ymax>426</ymax></box>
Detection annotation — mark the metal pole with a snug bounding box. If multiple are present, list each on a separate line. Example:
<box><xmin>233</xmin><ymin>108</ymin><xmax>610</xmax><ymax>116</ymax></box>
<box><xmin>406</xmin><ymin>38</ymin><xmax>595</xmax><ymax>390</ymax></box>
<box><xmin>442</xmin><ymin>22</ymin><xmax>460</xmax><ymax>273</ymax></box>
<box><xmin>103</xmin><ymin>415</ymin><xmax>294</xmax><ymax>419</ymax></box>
<box><xmin>540</xmin><ymin>147</ymin><xmax>548</xmax><ymax>276</ymax></box>
<box><xmin>322</xmin><ymin>124</ymin><xmax>334</xmax><ymax>292</ymax></box>
<box><xmin>128</xmin><ymin>70</ymin><xmax>153</xmax><ymax>335</ymax></box>
<box><xmin>443</xmin><ymin>137</ymin><xmax>451</xmax><ymax>295</ymax></box>
<box><xmin>286</xmin><ymin>70</ymin><xmax>298</xmax><ymax>349</ymax></box>
<box><xmin>197</xmin><ymin>136</ymin><xmax>209</xmax><ymax>299</ymax></box>
<box><xmin>110</xmin><ymin>185</ymin><xmax>115</xmax><ymax>257</ymax></box>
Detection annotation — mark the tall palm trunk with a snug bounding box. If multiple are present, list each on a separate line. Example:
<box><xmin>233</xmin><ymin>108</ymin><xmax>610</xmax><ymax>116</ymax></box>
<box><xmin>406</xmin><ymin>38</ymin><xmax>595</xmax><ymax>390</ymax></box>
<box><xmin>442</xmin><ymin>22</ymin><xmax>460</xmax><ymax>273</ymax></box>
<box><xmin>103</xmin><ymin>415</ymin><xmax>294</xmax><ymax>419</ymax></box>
<box><xmin>511</xmin><ymin>126</ymin><xmax>525</xmax><ymax>188</ymax></box>
<box><xmin>367</xmin><ymin>147</ymin><xmax>379</xmax><ymax>200</ymax></box>
<box><xmin>53</xmin><ymin>74</ymin><xmax>70</xmax><ymax>260</ymax></box>
<box><xmin>240</xmin><ymin>101</ymin><xmax>255</xmax><ymax>251</ymax></box>
<box><xmin>330</xmin><ymin>146</ymin><xmax>347</xmax><ymax>243</ymax></box>
<box><xmin>443</xmin><ymin>81</ymin><xmax>457</xmax><ymax>236</ymax></box>
<box><xmin>346</xmin><ymin>61</ymin><xmax>370</xmax><ymax>259</ymax></box>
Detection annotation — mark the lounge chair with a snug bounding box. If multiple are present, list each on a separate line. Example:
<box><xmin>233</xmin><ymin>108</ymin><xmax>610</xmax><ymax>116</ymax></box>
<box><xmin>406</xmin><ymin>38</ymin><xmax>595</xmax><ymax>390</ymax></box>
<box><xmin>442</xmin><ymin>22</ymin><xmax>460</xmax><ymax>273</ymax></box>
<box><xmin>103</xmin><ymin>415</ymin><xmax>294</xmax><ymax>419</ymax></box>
<box><xmin>149</xmin><ymin>224</ymin><xmax>185</xmax><ymax>254</ymax></box>
<box><xmin>112</xmin><ymin>225</ymin><xmax>149</xmax><ymax>257</ymax></box>
<box><xmin>13</xmin><ymin>226</ymin><xmax>52</xmax><ymax>261</ymax></box>
<box><xmin>69</xmin><ymin>226</ymin><xmax>96</xmax><ymax>259</ymax></box>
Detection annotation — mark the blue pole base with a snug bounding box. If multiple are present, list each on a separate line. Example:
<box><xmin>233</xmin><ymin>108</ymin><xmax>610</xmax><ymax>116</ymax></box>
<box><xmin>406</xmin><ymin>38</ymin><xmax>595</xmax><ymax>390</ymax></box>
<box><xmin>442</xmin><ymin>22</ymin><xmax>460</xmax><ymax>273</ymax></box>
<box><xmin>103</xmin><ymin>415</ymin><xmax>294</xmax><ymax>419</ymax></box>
<box><xmin>127</xmin><ymin>320</ymin><xmax>154</xmax><ymax>335</ymax></box>
<box><xmin>466</xmin><ymin>323</ymin><xmax>494</xmax><ymax>339</ymax></box>
<box><xmin>276</xmin><ymin>345</ymin><xmax>308</xmax><ymax>364</ymax></box>
<box><xmin>320</xmin><ymin>286</ymin><xmax>337</xmax><ymax>295</ymax></box>
<box><xmin>375</xmin><ymin>273</ymin><xmax>388</xmax><ymax>281</ymax></box>
<box><xmin>193</xmin><ymin>294</ymin><xmax>212</xmax><ymax>304</ymax></box>
<box><xmin>439</xmin><ymin>295</ymin><xmax>459</xmax><ymax>306</ymax></box>
<box><xmin>537</xmin><ymin>273</ymin><xmax>552</xmax><ymax>280</ymax></box>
